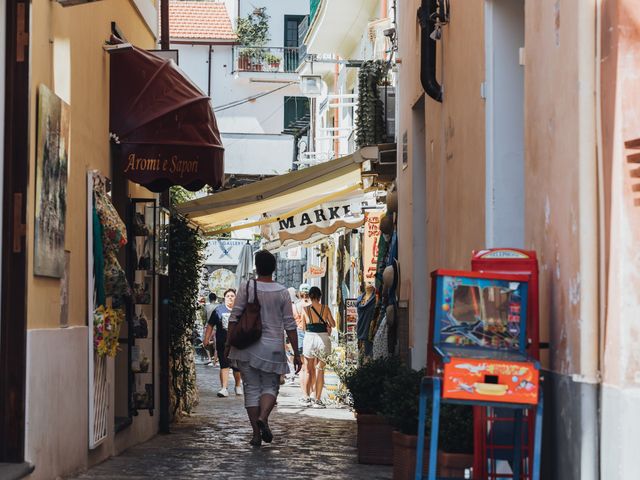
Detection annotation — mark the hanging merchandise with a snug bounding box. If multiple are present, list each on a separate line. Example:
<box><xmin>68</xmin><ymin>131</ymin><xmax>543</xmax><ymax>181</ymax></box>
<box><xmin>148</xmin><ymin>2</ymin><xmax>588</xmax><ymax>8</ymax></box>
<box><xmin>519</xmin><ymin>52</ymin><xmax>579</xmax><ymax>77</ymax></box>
<box><xmin>94</xmin><ymin>187</ymin><xmax>131</xmax><ymax>299</ymax></box>
<box><xmin>93</xmin><ymin>305</ymin><xmax>125</xmax><ymax>357</ymax></box>
<box><xmin>372</xmin><ymin>311</ymin><xmax>389</xmax><ymax>360</ymax></box>
<box><xmin>133</xmin><ymin>312</ymin><xmax>149</xmax><ymax>339</ymax></box>
<box><xmin>137</xmin><ymin>238</ymin><xmax>152</xmax><ymax>271</ymax></box>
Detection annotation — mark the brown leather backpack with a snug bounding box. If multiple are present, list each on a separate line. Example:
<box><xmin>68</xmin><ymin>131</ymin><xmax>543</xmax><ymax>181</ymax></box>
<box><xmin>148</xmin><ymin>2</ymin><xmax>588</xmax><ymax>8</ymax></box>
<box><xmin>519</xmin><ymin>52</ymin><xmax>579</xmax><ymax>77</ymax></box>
<box><xmin>228</xmin><ymin>278</ymin><xmax>262</xmax><ymax>349</ymax></box>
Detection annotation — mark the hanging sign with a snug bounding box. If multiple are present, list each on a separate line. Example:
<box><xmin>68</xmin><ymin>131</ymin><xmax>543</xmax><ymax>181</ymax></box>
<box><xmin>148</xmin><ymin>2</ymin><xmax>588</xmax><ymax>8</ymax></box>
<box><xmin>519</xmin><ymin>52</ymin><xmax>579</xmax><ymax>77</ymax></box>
<box><xmin>204</xmin><ymin>239</ymin><xmax>249</xmax><ymax>266</ymax></box>
<box><xmin>363</xmin><ymin>212</ymin><xmax>382</xmax><ymax>283</ymax></box>
<box><xmin>276</xmin><ymin>201</ymin><xmax>363</xmax><ymax>233</ymax></box>
<box><xmin>304</xmin><ymin>258</ymin><xmax>327</xmax><ymax>279</ymax></box>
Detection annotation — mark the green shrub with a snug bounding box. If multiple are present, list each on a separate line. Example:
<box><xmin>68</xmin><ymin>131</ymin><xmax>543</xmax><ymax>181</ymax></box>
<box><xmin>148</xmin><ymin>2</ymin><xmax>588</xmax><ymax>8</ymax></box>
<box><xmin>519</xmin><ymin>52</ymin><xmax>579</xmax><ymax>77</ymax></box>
<box><xmin>342</xmin><ymin>356</ymin><xmax>404</xmax><ymax>414</ymax></box>
<box><xmin>379</xmin><ymin>364</ymin><xmax>474</xmax><ymax>454</ymax></box>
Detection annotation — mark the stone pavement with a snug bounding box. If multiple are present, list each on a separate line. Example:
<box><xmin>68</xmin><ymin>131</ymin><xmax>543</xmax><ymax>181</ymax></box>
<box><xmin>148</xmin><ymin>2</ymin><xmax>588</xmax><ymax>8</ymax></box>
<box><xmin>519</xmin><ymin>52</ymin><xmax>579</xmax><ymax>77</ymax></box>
<box><xmin>71</xmin><ymin>365</ymin><xmax>392</xmax><ymax>479</ymax></box>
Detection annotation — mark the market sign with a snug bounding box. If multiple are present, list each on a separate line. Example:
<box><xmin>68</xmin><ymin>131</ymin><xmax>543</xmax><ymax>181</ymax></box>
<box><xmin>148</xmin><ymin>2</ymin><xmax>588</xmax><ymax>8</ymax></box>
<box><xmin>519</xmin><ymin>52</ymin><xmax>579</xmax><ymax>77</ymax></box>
<box><xmin>363</xmin><ymin>211</ymin><xmax>382</xmax><ymax>283</ymax></box>
<box><xmin>277</xmin><ymin>202</ymin><xmax>357</xmax><ymax>231</ymax></box>
<box><xmin>270</xmin><ymin>199</ymin><xmax>365</xmax><ymax>244</ymax></box>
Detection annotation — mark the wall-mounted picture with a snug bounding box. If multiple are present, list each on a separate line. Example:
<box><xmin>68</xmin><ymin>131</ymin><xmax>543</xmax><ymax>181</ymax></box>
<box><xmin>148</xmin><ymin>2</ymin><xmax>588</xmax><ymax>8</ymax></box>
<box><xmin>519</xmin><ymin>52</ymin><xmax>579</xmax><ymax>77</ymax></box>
<box><xmin>34</xmin><ymin>84</ymin><xmax>70</xmax><ymax>278</ymax></box>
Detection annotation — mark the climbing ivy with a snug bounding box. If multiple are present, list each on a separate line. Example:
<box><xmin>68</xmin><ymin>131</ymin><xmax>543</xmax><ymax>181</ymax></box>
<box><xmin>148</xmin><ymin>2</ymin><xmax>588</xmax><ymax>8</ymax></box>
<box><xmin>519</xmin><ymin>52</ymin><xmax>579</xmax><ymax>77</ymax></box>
<box><xmin>168</xmin><ymin>213</ymin><xmax>204</xmax><ymax>417</ymax></box>
<box><xmin>355</xmin><ymin>60</ymin><xmax>389</xmax><ymax>148</ymax></box>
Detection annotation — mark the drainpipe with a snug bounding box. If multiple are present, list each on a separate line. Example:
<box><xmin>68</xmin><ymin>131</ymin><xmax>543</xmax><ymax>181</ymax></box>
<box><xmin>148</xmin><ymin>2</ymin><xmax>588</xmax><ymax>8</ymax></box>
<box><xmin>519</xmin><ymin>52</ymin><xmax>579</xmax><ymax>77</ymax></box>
<box><xmin>576</xmin><ymin>1</ymin><xmax>600</xmax><ymax>479</ymax></box>
<box><xmin>417</xmin><ymin>0</ymin><xmax>442</xmax><ymax>102</ymax></box>
<box><xmin>160</xmin><ymin>0</ymin><xmax>169</xmax><ymax>50</ymax></box>
<box><xmin>207</xmin><ymin>45</ymin><xmax>213</xmax><ymax>97</ymax></box>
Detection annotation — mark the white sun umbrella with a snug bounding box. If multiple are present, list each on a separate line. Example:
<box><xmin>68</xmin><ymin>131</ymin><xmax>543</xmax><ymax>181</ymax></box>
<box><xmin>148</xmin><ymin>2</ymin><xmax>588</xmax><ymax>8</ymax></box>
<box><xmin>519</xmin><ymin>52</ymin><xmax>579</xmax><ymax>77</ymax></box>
<box><xmin>235</xmin><ymin>242</ymin><xmax>254</xmax><ymax>289</ymax></box>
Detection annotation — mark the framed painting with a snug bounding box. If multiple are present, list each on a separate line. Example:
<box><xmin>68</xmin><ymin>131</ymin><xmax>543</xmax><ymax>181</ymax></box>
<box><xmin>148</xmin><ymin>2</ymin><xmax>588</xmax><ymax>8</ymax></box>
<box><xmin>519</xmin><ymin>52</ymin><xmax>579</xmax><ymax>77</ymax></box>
<box><xmin>34</xmin><ymin>84</ymin><xmax>70</xmax><ymax>277</ymax></box>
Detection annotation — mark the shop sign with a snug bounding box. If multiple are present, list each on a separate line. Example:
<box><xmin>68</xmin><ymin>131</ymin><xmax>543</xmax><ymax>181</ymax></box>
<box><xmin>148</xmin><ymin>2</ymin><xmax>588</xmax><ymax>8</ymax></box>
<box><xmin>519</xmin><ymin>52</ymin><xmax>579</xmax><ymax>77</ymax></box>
<box><xmin>204</xmin><ymin>239</ymin><xmax>249</xmax><ymax>266</ymax></box>
<box><xmin>277</xmin><ymin>202</ymin><xmax>359</xmax><ymax>232</ymax></box>
<box><xmin>303</xmin><ymin>258</ymin><xmax>327</xmax><ymax>279</ymax></box>
<box><xmin>363</xmin><ymin>212</ymin><xmax>382</xmax><ymax>283</ymax></box>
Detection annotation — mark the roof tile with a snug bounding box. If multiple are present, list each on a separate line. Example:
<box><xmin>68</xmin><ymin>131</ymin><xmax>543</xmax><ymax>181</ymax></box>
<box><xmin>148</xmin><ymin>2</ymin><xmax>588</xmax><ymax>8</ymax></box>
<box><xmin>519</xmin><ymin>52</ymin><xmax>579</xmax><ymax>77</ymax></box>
<box><xmin>169</xmin><ymin>1</ymin><xmax>237</xmax><ymax>41</ymax></box>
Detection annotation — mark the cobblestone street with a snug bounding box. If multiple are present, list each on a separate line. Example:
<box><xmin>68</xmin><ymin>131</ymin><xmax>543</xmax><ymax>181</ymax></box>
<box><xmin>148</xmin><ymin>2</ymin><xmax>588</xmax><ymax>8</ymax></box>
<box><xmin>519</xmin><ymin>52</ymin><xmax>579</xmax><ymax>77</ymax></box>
<box><xmin>70</xmin><ymin>365</ymin><xmax>392</xmax><ymax>479</ymax></box>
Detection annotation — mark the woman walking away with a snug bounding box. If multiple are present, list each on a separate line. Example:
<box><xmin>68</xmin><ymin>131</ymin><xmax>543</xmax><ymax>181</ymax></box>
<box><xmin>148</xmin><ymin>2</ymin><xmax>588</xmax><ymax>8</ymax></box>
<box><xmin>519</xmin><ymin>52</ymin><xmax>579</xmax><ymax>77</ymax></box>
<box><xmin>301</xmin><ymin>286</ymin><xmax>335</xmax><ymax>408</ymax></box>
<box><xmin>227</xmin><ymin>250</ymin><xmax>302</xmax><ymax>447</ymax></box>
<box><xmin>204</xmin><ymin>288</ymin><xmax>242</xmax><ymax>397</ymax></box>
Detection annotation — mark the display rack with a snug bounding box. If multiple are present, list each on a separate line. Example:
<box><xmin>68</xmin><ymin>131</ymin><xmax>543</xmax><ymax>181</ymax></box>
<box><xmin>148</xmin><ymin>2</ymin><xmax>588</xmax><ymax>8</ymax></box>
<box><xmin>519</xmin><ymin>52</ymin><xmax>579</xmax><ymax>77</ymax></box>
<box><xmin>127</xmin><ymin>198</ymin><xmax>157</xmax><ymax>416</ymax></box>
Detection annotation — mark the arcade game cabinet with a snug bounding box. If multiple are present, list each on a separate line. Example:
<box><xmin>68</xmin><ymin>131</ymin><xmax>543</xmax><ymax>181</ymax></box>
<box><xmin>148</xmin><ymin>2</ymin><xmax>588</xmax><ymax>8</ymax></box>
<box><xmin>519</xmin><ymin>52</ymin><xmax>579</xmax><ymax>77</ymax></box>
<box><xmin>415</xmin><ymin>267</ymin><xmax>543</xmax><ymax>480</ymax></box>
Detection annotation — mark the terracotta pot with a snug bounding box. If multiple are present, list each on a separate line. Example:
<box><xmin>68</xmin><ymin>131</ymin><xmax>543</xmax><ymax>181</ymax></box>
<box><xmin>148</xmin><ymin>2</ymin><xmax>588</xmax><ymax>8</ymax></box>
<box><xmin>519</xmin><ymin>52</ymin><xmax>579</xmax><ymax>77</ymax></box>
<box><xmin>357</xmin><ymin>413</ymin><xmax>394</xmax><ymax>465</ymax></box>
<box><xmin>438</xmin><ymin>451</ymin><xmax>473</xmax><ymax>477</ymax></box>
<box><xmin>391</xmin><ymin>430</ymin><xmax>473</xmax><ymax>479</ymax></box>
<box><xmin>238</xmin><ymin>55</ymin><xmax>250</xmax><ymax>70</ymax></box>
<box><xmin>392</xmin><ymin>430</ymin><xmax>428</xmax><ymax>480</ymax></box>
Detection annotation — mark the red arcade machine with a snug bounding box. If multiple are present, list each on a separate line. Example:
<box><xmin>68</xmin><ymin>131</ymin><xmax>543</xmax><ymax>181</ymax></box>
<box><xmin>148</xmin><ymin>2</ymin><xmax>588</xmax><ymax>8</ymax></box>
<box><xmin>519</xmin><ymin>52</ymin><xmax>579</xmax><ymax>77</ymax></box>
<box><xmin>415</xmin><ymin>248</ymin><xmax>543</xmax><ymax>480</ymax></box>
<box><xmin>471</xmin><ymin>249</ymin><xmax>540</xmax><ymax>480</ymax></box>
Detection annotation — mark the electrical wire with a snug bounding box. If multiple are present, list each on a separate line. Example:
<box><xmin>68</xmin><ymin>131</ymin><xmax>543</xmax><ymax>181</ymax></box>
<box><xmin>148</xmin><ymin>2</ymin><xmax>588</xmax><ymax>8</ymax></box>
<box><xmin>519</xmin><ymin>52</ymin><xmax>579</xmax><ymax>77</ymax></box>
<box><xmin>213</xmin><ymin>81</ymin><xmax>297</xmax><ymax>112</ymax></box>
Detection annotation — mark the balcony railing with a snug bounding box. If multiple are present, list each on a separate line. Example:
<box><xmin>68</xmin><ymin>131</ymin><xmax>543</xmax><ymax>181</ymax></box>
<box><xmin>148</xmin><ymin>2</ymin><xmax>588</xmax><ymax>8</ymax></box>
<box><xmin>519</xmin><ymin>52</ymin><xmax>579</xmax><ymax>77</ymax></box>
<box><xmin>232</xmin><ymin>46</ymin><xmax>303</xmax><ymax>73</ymax></box>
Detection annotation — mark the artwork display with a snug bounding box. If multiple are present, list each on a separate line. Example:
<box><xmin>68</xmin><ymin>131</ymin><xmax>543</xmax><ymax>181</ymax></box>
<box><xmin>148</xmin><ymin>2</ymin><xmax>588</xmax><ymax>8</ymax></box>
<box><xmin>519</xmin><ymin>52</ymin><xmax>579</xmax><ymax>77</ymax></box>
<box><xmin>34</xmin><ymin>85</ymin><xmax>70</xmax><ymax>277</ymax></box>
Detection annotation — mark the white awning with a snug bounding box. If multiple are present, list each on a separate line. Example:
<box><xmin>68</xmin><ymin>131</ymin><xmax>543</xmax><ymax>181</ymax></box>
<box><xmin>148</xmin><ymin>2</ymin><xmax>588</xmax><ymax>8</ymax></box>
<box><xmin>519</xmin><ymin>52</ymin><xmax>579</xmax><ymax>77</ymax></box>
<box><xmin>177</xmin><ymin>154</ymin><xmax>365</xmax><ymax>233</ymax></box>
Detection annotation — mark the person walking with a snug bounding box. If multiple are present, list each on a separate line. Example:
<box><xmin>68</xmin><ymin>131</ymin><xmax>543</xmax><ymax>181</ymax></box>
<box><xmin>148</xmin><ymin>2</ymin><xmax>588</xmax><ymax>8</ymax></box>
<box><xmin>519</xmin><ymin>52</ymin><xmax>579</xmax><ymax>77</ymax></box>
<box><xmin>202</xmin><ymin>292</ymin><xmax>217</xmax><ymax>366</ymax></box>
<box><xmin>204</xmin><ymin>288</ymin><xmax>243</xmax><ymax>397</ymax></box>
<box><xmin>226</xmin><ymin>250</ymin><xmax>302</xmax><ymax>447</ymax></box>
<box><xmin>294</xmin><ymin>284</ymin><xmax>312</xmax><ymax>402</ymax></box>
<box><xmin>300</xmin><ymin>286</ymin><xmax>335</xmax><ymax>408</ymax></box>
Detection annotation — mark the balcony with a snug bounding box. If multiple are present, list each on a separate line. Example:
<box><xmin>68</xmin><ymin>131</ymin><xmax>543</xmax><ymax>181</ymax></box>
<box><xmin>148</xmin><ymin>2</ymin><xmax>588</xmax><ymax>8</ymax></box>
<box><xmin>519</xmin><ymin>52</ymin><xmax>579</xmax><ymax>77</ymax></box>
<box><xmin>232</xmin><ymin>46</ymin><xmax>303</xmax><ymax>75</ymax></box>
<box><xmin>302</xmin><ymin>0</ymin><xmax>379</xmax><ymax>58</ymax></box>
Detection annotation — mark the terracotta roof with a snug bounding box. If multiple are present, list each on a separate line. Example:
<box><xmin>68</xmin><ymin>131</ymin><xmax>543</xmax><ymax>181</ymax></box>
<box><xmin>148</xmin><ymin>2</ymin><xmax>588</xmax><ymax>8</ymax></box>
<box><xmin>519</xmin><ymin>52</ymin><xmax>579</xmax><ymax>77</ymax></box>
<box><xmin>169</xmin><ymin>1</ymin><xmax>237</xmax><ymax>42</ymax></box>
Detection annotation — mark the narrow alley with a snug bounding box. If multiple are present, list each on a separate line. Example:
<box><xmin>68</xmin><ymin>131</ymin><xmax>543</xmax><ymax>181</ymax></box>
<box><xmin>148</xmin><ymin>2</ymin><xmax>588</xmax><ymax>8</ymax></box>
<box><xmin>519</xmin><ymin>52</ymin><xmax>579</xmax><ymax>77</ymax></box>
<box><xmin>69</xmin><ymin>366</ymin><xmax>392</xmax><ymax>480</ymax></box>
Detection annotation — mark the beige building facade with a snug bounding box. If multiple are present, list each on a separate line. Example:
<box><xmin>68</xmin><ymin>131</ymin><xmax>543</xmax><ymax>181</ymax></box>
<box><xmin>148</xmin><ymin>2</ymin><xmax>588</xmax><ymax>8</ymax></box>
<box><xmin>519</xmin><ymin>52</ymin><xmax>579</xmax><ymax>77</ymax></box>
<box><xmin>397</xmin><ymin>0</ymin><xmax>639</xmax><ymax>478</ymax></box>
<box><xmin>2</xmin><ymin>1</ymin><xmax>163</xmax><ymax>478</ymax></box>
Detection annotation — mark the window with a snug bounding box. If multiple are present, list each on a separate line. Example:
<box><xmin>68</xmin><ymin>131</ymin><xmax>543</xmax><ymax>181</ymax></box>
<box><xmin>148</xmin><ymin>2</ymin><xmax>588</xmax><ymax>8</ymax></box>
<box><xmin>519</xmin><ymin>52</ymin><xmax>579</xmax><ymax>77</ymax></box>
<box><xmin>284</xmin><ymin>15</ymin><xmax>305</xmax><ymax>71</ymax></box>
<box><xmin>284</xmin><ymin>96</ymin><xmax>310</xmax><ymax>130</ymax></box>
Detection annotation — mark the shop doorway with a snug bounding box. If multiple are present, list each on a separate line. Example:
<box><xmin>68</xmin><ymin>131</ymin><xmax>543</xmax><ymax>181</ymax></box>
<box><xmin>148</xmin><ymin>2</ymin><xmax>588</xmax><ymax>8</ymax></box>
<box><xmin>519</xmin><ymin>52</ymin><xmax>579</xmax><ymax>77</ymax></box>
<box><xmin>410</xmin><ymin>95</ymin><xmax>428</xmax><ymax>368</ymax></box>
<box><xmin>0</xmin><ymin>0</ymin><xmax>30</xmax><ymax>463</ymax></box>
<box><xmin>484</xmin><ymin>0</ymin><xmax>525</xmax><ymax>248</ymax></box>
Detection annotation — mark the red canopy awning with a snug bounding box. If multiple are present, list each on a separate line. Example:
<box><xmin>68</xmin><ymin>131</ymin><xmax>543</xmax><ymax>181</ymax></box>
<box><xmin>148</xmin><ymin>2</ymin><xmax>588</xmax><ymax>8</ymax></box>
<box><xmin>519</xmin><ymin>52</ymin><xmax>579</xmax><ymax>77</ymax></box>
<box><xmin>109</xmin><ymin>38</ymin><xmax>224</xmax><ymax>192</ymax></box>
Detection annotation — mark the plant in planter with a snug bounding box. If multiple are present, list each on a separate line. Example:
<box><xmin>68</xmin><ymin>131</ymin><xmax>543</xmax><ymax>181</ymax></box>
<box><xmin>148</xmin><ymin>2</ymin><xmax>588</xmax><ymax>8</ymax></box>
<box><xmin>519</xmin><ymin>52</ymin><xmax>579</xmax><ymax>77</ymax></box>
<box><xmin>238</xmin><ymin>49</ymin><xmax>252</xmax><ymax>71</ymax></box>
<box><xmin>263</xmin><ymin>52</ymin><xmax>281</xmax><ymax>71</ymax></box>
<box><xmin>341</xmin><ymin>357</ymin><xmax>405</xmax><ymax>465</ymax></box>
<box><xmin>380</xmin><ymin>366</ymin><xmax>474</xmax><ymax>480</ymax></box>
<box><xmin>355</xmin><ymin>60</ymin><xmax>389</xmax><ymax>148</ymax></box>
<box><xmin>236</xmin><ymin>7</ymin><xmax>270</xmax><ymax>72</ymax></box>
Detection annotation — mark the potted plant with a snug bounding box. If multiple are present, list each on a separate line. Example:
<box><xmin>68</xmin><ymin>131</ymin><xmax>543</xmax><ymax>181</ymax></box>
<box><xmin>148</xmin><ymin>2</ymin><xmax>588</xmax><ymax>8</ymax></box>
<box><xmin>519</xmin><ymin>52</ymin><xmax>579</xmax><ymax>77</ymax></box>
<box><xmin>342</xmin><ymin>356</ymin><xmax>404</xmax><ymax>465</ymax></box>
<box><xmin>238</xmin><ymin>49</ymin><xmax>252</xmax><ymax>71</ymax></box>
<box><xmin>437</xmin><ymin>404</ymin><xmax>474</xmax><ymax>477</ymax></box>
<box><xmin>263</xmin><ymin>52</ymin><xmax>281</xmax><ymax>71</ymax></box>
<box><xmin>380</xmin><ymin>366</ymin><xmax>427</xmax><ymax>480</ymax></box>
<box><xmin>235</xmin><ymin>7</ymin><xmax>270</xmax><ymax>72</ymax></box>
<box><xmin>380</xmin><ymin>366</ymin><xmax>474</xmax><ymax>480</ymax></box>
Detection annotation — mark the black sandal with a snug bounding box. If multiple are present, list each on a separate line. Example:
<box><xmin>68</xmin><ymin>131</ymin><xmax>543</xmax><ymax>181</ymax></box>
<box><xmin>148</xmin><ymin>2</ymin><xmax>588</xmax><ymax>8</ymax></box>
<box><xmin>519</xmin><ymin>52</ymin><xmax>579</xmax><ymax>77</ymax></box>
<box><xmin>256</xmin><ymin>419</ymin><xmax>273</xmax><ymax>443</ymax></box>
<box><xmin>249</xmin><ymin>433</ymin><xmax>262</xmax><ymax>447</ymax></box>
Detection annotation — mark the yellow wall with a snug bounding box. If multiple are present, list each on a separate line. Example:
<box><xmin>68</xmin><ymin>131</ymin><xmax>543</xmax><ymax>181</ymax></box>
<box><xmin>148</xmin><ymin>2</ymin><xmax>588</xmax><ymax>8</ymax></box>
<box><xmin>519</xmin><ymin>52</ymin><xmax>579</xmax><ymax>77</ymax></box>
<box><xmin>397</xmin><ymin>0</ymin><xmax>486</xmax><ymax>355</ymax></box>
<box><xmin>28</xmin><ymin>0</ymin><xmax>156</xmax><ymax>329</ymax></box>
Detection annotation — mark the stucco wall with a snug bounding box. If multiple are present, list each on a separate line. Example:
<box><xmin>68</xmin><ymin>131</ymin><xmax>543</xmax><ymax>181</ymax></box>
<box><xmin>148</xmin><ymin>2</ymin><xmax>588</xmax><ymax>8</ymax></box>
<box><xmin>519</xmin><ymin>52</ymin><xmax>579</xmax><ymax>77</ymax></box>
<box><xmin>600</xmin><ymin>1</ymin><xmax>640</xmax><ymax>478</ymax></box>
<box><xmin>25</xmin><ymin>1</ymin><xmax>159</xmax><ymax>477</ymax></box>
<box><xmin>172</xmin><ymin>43</ymin><xmax>298</xmax><ymax>175</ymax></box>
<box><xmin>396</xmin><ymin>0</ymin><xmax>486</xmax><ymax>367</ymax></box>
<box><xmin>28</xmin><ymin>0</ymin><xmax>156</xmax><ymax>331</ymax></box>
<box><xmin>524</xmin><ymin>0</ymin><xmax>598</xmax><ymax>378</ymax></box>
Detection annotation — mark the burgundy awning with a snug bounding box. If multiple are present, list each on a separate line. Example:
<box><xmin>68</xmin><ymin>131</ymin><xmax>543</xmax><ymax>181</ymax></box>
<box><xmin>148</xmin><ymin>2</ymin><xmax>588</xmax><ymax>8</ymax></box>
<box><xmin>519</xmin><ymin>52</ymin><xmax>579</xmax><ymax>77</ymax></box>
<box><xmin>109</xmin><ymin>38</ymin><xmax>224</xmax><ymax>192</ymax></box>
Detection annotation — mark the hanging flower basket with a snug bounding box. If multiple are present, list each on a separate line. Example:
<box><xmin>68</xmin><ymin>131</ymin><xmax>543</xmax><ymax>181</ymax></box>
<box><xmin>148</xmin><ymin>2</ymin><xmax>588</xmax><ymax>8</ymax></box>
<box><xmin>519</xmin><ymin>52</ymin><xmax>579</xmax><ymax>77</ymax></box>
<box><xmin>93</xmin><ymin>305</ymin><xmax>125</xmax><ymax>357</ymax></box>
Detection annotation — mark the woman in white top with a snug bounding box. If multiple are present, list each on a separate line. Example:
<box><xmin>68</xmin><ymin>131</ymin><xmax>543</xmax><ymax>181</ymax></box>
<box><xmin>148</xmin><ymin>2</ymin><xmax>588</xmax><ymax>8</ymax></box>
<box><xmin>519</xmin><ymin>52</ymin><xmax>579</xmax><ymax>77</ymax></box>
<box><xmin>300</xmin><ymin>286</ymin><xmax>336</xmax><ymax>408</ymax></box>
<box><xmin>227</xmin><ymin>250</ymin><xmax>302</xmax><ymax>447</ymax></box>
